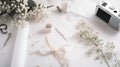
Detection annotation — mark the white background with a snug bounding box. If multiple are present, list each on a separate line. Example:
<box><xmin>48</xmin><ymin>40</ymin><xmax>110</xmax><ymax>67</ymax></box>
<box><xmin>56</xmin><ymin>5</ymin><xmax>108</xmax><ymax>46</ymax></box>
<box><xmin>25</xmin><ymin>0</ymin><xmax>120</xmax><ymax>67</ymax></box>
<box><xmin>0</xmin><ymin>0</ymin><xmax>120</xmax><ymax>67</ymax></box>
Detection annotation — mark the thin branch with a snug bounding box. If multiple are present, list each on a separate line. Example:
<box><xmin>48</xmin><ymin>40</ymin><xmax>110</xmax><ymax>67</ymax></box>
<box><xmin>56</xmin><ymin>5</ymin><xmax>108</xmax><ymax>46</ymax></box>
<box><xmin>113</xmin><ymin>53</ymin><xmax>120</xmax><ymax>67</ymax></box>
<box><xmin>55</xmin><ymin>28</ymin><xmax>68</xmax><ymax>41</ymax></box>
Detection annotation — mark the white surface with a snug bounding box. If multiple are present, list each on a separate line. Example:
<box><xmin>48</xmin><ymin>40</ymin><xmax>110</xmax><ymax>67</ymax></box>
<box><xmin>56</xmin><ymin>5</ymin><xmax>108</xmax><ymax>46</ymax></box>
<box><xmin>24</xmin><ymin>0</ymin><xmax>120</xmax><ymax>67</ymax></box>
<box><xmin>0</xmin><ymin>23</ymin><xmax>17</xmax><ymax>67</ymax></box>
<box><xmin>0</xmin><ymin>0</ymin><xmax>120</xmax><ymax>67</ymax></box>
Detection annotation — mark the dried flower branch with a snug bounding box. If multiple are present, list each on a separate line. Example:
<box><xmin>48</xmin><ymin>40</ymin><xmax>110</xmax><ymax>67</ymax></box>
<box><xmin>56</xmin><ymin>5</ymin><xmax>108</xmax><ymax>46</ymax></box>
<box><xmin>31</xmin><ymin>36</ymin><xmax>69</xmax><ymax>67</ymax></box>
<box><xmin>76</xmin><ymin>19</ymin><xmax>120</xmax><ymax>67</ymax></box>
<box><xmin>113</xmin><ymin>52</ymin><xmax>120</xmax><ymax>67</ymax></box>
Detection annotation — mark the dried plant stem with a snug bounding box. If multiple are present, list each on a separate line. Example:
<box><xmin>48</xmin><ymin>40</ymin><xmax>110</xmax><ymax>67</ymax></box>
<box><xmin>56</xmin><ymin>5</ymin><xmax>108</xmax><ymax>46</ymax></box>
<box><xmin>99</xmin><ymin>49</ymin><xmax>110</xmax><ymax>67</ymax></box>
<box><xmin>92</xmin><ymin>42</ymin><xmax>110</xmax><ymax>67</ymax></box>
<box><xmin>113</xmin><ymin>53</ymin><xmax>120</xmax><ymax>67</ymax></box>
<box><xmin>55</xmin><ymin>28</ymin><xmax>68</xmax><ymax>41</ymax></box>
<box><xmin>89</xmin><ymin>42</ymin><xmax>110</xmax><ymax>67</ymax></box>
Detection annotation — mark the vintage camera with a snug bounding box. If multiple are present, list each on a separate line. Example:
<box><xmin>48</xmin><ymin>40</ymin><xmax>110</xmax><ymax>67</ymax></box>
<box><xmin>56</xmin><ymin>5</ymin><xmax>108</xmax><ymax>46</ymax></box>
<box><xmin>96</xmin><ymin>1</ymin><xmax>120</xmax><ymax>31</ymax></box>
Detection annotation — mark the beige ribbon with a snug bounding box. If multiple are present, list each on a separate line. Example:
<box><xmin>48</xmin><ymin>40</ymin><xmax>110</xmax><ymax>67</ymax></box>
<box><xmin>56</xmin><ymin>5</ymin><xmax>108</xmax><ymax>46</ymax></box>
<box><xmin>31</xmin><ymin>36</ymin><xmax>69</xmax><ymax>67</ymax></box>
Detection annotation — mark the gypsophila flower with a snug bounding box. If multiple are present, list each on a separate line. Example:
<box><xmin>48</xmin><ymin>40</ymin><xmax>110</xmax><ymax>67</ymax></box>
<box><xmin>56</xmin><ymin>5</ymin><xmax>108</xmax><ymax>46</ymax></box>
<box><xmin>0</xmin><ymin>0</ymin><xmax>49</xmax><ymax>28</ymax></box>
<box><xmin>26</xmin><ymin>3</ymin><xmax>49</xmax><ymax>21</ymax></box>
<box><xmin>77</xmin><ymin>19</ymin><xmax>120</xmax><ymax>67</ymax></box>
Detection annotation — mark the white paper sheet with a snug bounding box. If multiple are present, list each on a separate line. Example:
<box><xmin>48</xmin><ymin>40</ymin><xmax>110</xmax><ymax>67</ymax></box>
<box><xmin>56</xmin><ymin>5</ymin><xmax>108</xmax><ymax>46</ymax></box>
<box><xmin>11</xmin><ymin>22</ymin><xmax>29</xmax><ymax>67</ymax></box>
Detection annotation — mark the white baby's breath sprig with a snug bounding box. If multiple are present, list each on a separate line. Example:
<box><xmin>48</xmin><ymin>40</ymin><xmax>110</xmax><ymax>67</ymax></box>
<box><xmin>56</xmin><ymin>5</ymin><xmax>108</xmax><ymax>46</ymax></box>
<box><xmin>76</xmin><ymin>19</ymin><xmax>120</xmax><ymax>67</ymax></box>
<box><xmin>26</xmin><ymin>3</ymin><xmax>49</xmax><ymax>21</ymax></box>
<box><xmin>0</xmin><ymin>0</ymin><xmax>49</xmax><ymax>28</ymax></box>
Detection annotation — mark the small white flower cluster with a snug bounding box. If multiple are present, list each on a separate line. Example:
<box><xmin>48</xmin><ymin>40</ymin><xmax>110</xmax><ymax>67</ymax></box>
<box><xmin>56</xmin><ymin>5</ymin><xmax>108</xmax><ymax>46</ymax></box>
<box><xmin>26</xmin><ymin>4</ymin><xmax>49</xmax><ymax>21</ymax></box>
<box><xmin>0</xmin><ymin>0</ymin><xmax>49</xmax><ymax>28</ymax></box>
<box><xmin>77</xmin><ymin>19</ymin><xmax>120</xmax><ymax>67</ymax></box>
